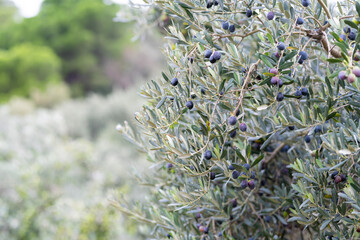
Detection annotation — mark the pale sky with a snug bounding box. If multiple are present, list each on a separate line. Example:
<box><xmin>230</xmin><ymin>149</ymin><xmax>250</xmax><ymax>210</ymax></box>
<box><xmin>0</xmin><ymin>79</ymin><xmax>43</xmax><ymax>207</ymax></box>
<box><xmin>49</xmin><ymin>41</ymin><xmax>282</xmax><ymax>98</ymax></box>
<box><xmin>12</xmin><ymin>0</ymin><xmax>43</xmax><ymax>17</ymax></box>
<box><xmin>12</xmin><ymin>0</ymin><xmax>144</xmax><ymax>18</ymax></box>
<box><xmin>12</xmin><ymin>0</ymin><xmax>335</xmax><ymax>18</ymax></box>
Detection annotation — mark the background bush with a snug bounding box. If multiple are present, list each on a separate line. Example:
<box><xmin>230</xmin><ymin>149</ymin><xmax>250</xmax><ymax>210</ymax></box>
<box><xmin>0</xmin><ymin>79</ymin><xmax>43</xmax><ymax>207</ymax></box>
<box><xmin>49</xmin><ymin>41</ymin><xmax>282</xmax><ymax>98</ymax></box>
<box><xmin>0</xmin><ymin>0</ymin><xmax>130</xmax><ymax>96</ymax></box>
<box><xmin>0</xmin><ymin>0</ymin><xmax>165</xmax><ymax>100</ymax></box>
<box><xmin>0</xmin><ymin>43</ymin><xmax>61</xmax><ymax>102</ymax></box>
<box><xmin>0</xmin><ymin>1</ymin><xmax>166</xmax><ymax>239</ymax></box>
<box><xmin>0</xmin><ymin>86</ymin><xmax>150</xmax><ymax>240</ymax></box>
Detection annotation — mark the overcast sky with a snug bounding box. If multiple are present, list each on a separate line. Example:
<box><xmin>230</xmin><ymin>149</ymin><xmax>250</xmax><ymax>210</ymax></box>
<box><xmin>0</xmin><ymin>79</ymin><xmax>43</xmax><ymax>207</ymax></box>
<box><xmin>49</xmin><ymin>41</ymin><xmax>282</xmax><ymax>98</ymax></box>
<box><xmin>12</xmin><ymin>0</ymin><xmax>336</xmax><ymax>18</ymax></box>
<box><xmin>12</xmin><ymin>0</ymin><xmax>144</xmax><ymax>18</ymax></box>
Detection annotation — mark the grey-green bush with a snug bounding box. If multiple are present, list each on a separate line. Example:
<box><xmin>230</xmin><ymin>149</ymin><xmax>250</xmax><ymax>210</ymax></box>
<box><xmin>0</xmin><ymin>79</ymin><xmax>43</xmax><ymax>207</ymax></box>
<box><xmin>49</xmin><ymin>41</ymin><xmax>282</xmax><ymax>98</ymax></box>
<box><xmin>116</xmin><ymin>0</ymin><xmax>360</xmax><ymax>239</ymax></box>
<box><xmin>0</xmin><ymin>88</ymin><xmax>147</xmax><ymax>240</ymax></box>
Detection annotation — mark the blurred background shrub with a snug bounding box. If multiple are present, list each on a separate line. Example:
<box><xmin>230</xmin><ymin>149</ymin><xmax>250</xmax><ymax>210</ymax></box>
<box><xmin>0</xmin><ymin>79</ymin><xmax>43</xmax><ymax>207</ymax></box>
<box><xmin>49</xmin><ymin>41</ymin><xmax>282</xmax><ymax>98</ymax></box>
<box><xmin>30</xmin><ymin>82</ymin><xmax>70</xmax><ymax>108</ymax></box>
<box><xmin>0</xmin><ymin>0</ymin><xmax>165</xmax><ymax>239</ymax></box>
<box><xmin>0</xmin><ymin>86</ymin><xmax>151</xmax><ymax>240</ymax></box>
<box><xmin>0</xmin><ymin>44</ymin><xmax>61</xmax><ymax>102</ymax></box>
<box><xmin>0</xmin><ymin>0</ymin><xmax>164</xmax><ymax>99</ymax></box>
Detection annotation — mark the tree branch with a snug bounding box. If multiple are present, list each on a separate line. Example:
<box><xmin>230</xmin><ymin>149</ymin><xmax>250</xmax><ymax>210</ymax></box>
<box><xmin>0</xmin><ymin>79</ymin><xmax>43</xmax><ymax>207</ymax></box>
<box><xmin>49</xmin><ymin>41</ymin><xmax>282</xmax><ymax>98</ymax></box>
<box><xmin>301</xmin><ymin>28</ymin><xmax>342</xmax><ymax>58</ymax></box>
<box><xmin>233</xmin><ymin>59</ymin><xmax>261</xmax><ymax>116</ymax></box>
<box><xmin>212</xmin><ymin>29</ymin><xmax>263</xmax><ymax>39</ymax></box>
<box><xmin>316</xmin><ymin>0</ymin><xmax>331</xmax><ymax>19</ymax></box>
<box><xmin>264</xmin><ymin>142</ymin><xmax>286</xmax><ymax>164</ymax></box>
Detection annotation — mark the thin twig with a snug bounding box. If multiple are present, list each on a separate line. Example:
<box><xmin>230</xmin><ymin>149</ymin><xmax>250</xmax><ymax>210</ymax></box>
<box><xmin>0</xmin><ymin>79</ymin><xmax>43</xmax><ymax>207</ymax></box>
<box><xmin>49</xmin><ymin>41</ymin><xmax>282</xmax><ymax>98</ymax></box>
<box><xmin>248</xmin><ymin>201</ymin><xmax>267</xmax><ymax>229</ymax></box>
<box><xmin>233</xmin><ymin>59</ymin><xmax>261</xmax><ymax>115</ymax></box>
<box><xmin>299</xmin><ymin>27</ymin><xmax>342</xmax><ymax>58</ymax></box>
<box><xmin>264</xmin><ymin>142</ymin><xmax>286</xmax><ymax>164</ymax></box>
<box><xmin>212</xmin><ymin>29</ymin><xmax>263</xmax><ymax>39</ymax></box>
<box><xmin>316</xmin><ymin>0</ymin><xmax>331</xmax><ymax>19</ymax></box>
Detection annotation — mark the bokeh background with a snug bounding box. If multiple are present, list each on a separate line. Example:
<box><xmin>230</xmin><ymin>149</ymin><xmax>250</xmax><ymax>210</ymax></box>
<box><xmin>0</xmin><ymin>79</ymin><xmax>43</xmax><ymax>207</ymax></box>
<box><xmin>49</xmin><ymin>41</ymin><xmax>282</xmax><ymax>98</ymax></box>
<box><xmin>0</xmin><ymin>0</ymin><xmax>165</xmax><ymax>239</ymax></box>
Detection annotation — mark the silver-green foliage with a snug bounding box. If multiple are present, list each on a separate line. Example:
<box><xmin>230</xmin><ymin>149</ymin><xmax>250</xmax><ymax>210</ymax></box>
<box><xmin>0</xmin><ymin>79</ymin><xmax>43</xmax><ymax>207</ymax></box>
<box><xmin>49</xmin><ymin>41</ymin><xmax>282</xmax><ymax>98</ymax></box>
<box><xmin>0</xmin><ymin>88</ymin><xmax>146</xmax><ymax>240</ymax></box>
<box><xmin>116</xmin><ymin>0</ymin><xmax>360</xmax><ymax>239</ymax></box>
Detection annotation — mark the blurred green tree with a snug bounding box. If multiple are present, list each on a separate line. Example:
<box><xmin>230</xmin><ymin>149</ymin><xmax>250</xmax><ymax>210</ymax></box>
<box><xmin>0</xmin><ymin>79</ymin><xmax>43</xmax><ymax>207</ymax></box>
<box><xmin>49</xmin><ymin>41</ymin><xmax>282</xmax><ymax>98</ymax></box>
<box><xmin>0</xmin><ymin>43</ymin><xmax>61</xmax><ymax>102</ymax></box>
<box><xmin>0</xmin><ymin>0</ymin><xmax>132</xmax><ymax>97</ymax></box>
<box><xmin>0</xmin><ymin>0</ymin><xmax>18</xmax><ymax>27</ymax></box>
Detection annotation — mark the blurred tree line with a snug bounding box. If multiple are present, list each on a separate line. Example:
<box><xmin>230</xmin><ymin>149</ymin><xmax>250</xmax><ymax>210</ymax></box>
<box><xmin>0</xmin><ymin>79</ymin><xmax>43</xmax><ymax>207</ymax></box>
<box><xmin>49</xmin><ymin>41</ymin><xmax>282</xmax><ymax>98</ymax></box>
<box><xmin>0</xmin><ymin>0</ymin><xmax>137</xmax><ymax>101</ymax></box>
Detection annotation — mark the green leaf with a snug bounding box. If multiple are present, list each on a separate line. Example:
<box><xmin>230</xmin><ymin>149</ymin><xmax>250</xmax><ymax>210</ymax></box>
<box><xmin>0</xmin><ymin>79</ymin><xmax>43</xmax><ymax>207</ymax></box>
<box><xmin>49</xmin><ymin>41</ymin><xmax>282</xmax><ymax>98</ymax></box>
<box><xmin>251</xmin><ymin>153</ymin><xmax>264</xmax><ymax>167</ymax></box>
<box><xmin>204</xmin><ymin>31</ymin><xmax>214</xmax><ymax>46</ymax></box>
<box><xmin>334</xmin><ymin>41</ymin><xmax>349</xmax><ymax>54</ymax></box>
<box><xmin>326</xmin><ymin>111</ymin><xmax>339</xmax><ymax>121</ymax></box>
<box><xmin>162</xmin><ymin>72</ymin><xmax>169</xmax><ymax>82</ymax></box>
<box><xmin>219</xmin><ymin>78</ymin><xmax>226</xmax><ymax>92</ymax></box>
<box><xmin>193</xmin><ymin>37</ymin><xmax>208</xmax><ymax>45</ymax></box>
<box><xmin>184</xmin><ymin>9</ymin><xmax>194</xmax><ymax>21</ymax></box>
<box><xmin>267</xmin><ymin>33</ymin><xmax>274</xmax><ymax>45</ymax></box>
<box><xmin>330</xmin><ymin>32</ymin><xmax>340</xmax><ymax>41</ymax></box>
<box><xmin>350</xmin><ymin>182</ymin><xmax>360</xmax><ymax>193</ymax></box>
<box><xmin>341</xmin><ymin>52</ymin><xmax>349</xmax><ymax>63</ymax></box>
<box><xmin>356</xmin><ymin>1</ymin><xmax>360</xmax><ymax>17</ymax></box>
<box><xmin>175</xmin><ymin>1</ymin><xmax>194</xmax><ymax>9</ymax></box>
<box><xmin>279</xmin><ymin>61</ymin><xmax>293</xmax><ymax>70</ymax></box>
<box><xmin>260</xmin><ymin>132</ymin><xmax>276</xmax><ymax>150</ymax></box>
<box><xmin>349</xmin><ymin>101</ymin><xmax>360</xmax><ymax>108</ymax></box>
<box><xmin>219</xmin><ymin>102</ymin><xmax>232</xmax><ymax>111</ymax></box>
<box><xmin>282</xmin><ymin>51</ymin><xmax>297</xmax><ymax>62</ymax></box>
<box><xmin>246</xmin><ymin>144</ymin><xmax>251</xmax><ymax>158</ymax></box>
<box><xmin>316</xmin><ymin>158</ymin><xmax>324</xmax><ymax>168</ymax></box>
<box><xmin>337</xmin><ymin>1</ymin><xmax>343</xmax><ymax>15</ymax></box>
<box><xmin>225</xmin><ymin>78</ymin><xmax>235</xmax><ymax>92</ymax></box>
<box><xmin>235</xmin><ymin>149</ymin><xmax>246</xmax><ymax>162</ymax></box>
<box><xmin>329</xmin><ymin>159</ymin><xmax>348</xmax><ymax>170</ymax></box>
<box><xmin>191</xmin><ymin>125</ymin><xmax>201</xmax><ymax>134</ymax></box>
<box><xmin>326</xmin><ymin>58</ymin><xmax>343</xmax><ymax>63</ymax></box>
<box><xmin>325</xmin><ymin>77</ymin><xmax>333</xmax><ymax>96</ymax></box>
<box><xmin>231</xmin><ymin>163</ymin><xmax>246</xmax><ymax>173</ymax></box>
<box><xmin>344</xmin><ymin>20</ymin><xmax>358</xmax><ymax>29</ymax></box>
<box><xmin>259</xmin><ymin>54</ymin><xmax>275</xmax><ymax>68</ymax></box>
<box><xmin>156</xmin><ymin>96</ymin><xmax>167</xmax><ymax>109</ymax></box>
<box><xmin>320</xmin><ymin>219</ymin><xmax>331</xmax><ymax>231</ymax></box>
<box><xmin>287</xmin><ymin>216</ymin><xmax>306</xmax><ymax>222</ymax></box>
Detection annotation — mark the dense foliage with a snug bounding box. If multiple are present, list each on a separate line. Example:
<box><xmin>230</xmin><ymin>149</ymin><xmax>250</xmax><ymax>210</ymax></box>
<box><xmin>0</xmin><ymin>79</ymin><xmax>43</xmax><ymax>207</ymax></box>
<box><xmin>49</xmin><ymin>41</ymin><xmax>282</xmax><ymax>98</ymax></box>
<box><xmin>0</xmin><ymin>87</ymin><xmax>147</xmax><ymax>240</ymax></box>
<box><xmin>0</xmin><ymin>44</ymin><xmax>61</xmax><ymax>102</ymax></box>
<box><xmin>116</xmin><ymin>0</ymin><xmax>360</xmax><ymax>239</ymax></box>
<box><xmin>0</xmin><ymin>0</ymin><xmax>133</xmax><ymax>97</ymax></box>
<box><xmin>0</xmin><ymin>0</ymin><xmax>18</xmax><ymax>27</ymax></box>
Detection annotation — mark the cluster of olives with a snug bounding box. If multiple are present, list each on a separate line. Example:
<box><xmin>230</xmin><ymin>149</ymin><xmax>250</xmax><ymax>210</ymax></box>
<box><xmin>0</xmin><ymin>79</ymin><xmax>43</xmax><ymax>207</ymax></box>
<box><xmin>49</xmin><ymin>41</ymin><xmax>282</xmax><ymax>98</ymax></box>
<box><xmin>206</xmin><ymin>0</ymin><xmax>218</xmax><ymax>8</ymax></box>
<box><xmin>331</xmin><ymin>171</ymin><xmax>347</xmax><ymax>184</ymax></box>
<box><xmin>221</xmin><ymin>21</ymin><xmax>236</xmax><ymax>33</ymax></box>
<box><xmin>338</xmin><ymin>66</ymin><xmax>360</xmax><ymax>83</ymax></box>
<box><xmin>228</xmin><ymin>163</ymin><xmax>256</xmax><ymax>189</ymax></box>
<box><xmin>341</xmin><ymin>26</ymin><xmax>357</xmax><ymax>41</ymax></box>
<box><xmin>204</xmin><ymin>49</ymin><xmax>221</xmax><ymax>63</ymax></box>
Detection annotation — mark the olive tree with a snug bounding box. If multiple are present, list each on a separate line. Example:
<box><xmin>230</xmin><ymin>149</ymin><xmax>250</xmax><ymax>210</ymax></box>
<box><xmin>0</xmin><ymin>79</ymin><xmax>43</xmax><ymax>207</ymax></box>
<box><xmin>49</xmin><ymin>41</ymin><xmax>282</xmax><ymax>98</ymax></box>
<box><xmin>114</xmin><ymin>0</ymin><xmax>360</xmax><ymax>239</ymax></box>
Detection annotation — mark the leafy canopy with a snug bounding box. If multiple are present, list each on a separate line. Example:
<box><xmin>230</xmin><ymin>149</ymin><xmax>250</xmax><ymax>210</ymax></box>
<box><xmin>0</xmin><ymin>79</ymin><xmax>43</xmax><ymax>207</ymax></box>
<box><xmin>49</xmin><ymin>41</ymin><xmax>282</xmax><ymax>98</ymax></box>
<box><xmin>0</xmin><ymin>0</ymin><xmax>132</xmax><ymax>96</ymax></box>
<box><xmin>116</xmin><ymin>0</ymin><xmax>360</xmax><ymax>239</ymax></box>
<box><xmin>0</xmin><ymin>44</ymin><xmax>61</xmax><ymax>102</ymax></box>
